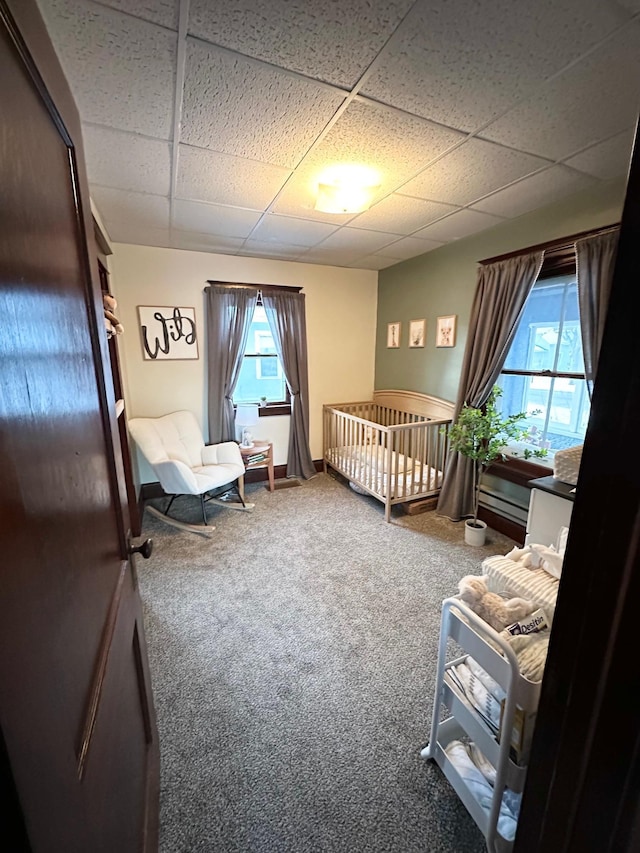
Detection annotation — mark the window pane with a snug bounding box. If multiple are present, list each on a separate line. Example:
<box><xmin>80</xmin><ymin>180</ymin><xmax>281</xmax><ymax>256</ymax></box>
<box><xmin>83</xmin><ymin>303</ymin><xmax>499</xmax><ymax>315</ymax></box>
<box><xmin>233</xmin><ymin>305</ymin><xmax>287</xmax><ymax>404</ymax></box>
<box><xmin>497</xmin><ymin>373</ymin><xmax>549</xmax><ymax>438</ymax></box>
<box><xmin>556</xmin><ymin>283</ymin><xmax>584</xmax><ymax>373</ymax></box>
<box><xmin>544</xmin><ymin>378</ymin><xmax>590</xmax><ymax>450</ymax></box>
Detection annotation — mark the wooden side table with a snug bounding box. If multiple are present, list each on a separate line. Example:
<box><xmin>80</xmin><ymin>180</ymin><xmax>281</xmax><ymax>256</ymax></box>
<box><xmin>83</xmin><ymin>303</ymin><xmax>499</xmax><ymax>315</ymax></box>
<box><xmin>239</xmin><ymin>442</ymin><xmax>274</xmax><ymax>492</ymax></box>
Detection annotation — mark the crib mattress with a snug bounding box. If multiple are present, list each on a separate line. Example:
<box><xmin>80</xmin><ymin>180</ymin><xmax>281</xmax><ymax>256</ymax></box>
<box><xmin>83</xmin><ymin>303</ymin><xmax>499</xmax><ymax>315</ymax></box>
<box><xmin>482</xmin><ymin>555</ymin><xmax>560</xmax><ymax>624</ymax></box>
<box><xmin>326</xmin><ymin>445</ymin><xmax>442</xmax><ymax>499</ymax></box>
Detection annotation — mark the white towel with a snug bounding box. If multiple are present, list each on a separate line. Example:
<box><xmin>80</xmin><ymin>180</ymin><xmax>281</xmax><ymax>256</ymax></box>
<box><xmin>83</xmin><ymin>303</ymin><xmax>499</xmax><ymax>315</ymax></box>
<box><xmin>444</xmin><ymin>740</ymin><xmax>519</xmax><ymax>841</ymax></box>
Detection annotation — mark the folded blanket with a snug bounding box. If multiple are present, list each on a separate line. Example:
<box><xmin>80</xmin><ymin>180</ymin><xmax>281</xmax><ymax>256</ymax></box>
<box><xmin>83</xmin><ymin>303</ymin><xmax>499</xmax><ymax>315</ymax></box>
<box><xmin>444</xmin><ymin>739</ymin><xmax>519</xmax><ymax>840</ymax></box>
<box><xmin>466</xmin><ymin>656</ymin><xmax>506</xmax><ymax>704</ymax></box>
<box><xmin>448</xmin><ymin>663</ymin><xmax>501</xmax><ymax>734</ymax></box>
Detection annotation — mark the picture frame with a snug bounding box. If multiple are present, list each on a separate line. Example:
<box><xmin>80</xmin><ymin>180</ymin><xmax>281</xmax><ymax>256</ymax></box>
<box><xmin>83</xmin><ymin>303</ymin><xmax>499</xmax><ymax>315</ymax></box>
<box><xmin>436</xmin><ymin>314</ymin><xmax>457</xmax><ymax>348</ymax></box>
<box><xmin>409</xmin><ymin>319</ymin><xmax>426</xmax><ymax>348</ymax></box>
<box><xmin>387</xmin><ymin>321</ymin><xmax>401</xmax><ymax>348</ymax></box>
<box><xmin>137</xmin><ymin>305</ymin><xmax>199</xmax><ymax>360</ymax></box>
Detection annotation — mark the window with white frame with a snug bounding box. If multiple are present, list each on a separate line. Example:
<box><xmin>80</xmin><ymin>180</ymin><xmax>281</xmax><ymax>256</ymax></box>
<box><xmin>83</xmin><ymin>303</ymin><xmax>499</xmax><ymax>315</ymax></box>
<box><xmin>233</xmin><ymin>305</ymin><xmax>288</xmax><ymax>405</ymax></box>
<box><xmin>497</xmin><ymin>272</ymin><xmax>590</xmax><ymax>462</ymax></box>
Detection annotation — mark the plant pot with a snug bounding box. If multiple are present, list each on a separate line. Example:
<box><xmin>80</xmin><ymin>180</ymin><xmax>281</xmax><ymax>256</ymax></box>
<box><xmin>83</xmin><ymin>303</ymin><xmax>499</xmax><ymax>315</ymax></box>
<box><xmin>464</xmin><ymin>519</ymin><xmax>487</xmax><ymax>546</ymax></box>
<box><xmin>259</xmin><ymin>400</ymin><xmax>267</xmax><ymax>408</ymax></box>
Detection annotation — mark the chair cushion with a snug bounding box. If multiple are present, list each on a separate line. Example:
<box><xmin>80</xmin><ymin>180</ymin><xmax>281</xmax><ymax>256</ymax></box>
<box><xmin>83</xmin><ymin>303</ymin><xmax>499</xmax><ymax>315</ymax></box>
<box><xmin>129</xmin><ymin>411</ymin><xmax>205</xmax><ymax>468</ymax></box>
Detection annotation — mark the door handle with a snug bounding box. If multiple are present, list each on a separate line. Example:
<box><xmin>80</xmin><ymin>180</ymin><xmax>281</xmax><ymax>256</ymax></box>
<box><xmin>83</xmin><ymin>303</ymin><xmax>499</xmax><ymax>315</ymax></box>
<box><xmin>128</xmin><ymin>538</ymin><xmax>153</xmax><ymax>559</ymax></box>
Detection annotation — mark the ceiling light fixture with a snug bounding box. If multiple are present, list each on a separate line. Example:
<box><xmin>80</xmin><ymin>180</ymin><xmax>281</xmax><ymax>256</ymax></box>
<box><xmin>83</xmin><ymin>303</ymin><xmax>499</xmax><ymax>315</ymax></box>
<box><xmin>314</xmin><ymin>164</ymin><xmax>381</xmax><ymax>215</ymax></box>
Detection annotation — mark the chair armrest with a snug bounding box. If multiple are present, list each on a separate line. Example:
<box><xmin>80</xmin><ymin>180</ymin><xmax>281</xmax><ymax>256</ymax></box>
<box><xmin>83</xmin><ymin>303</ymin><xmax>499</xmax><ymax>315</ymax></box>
<box><xmin>153</xmin><ymin>459</ymin><xmax>200</xmax><ymax>495</ymax></box>
<box><xmin>202</xmin><ymin>441</ymin><xmax>243</xmax><ymax>467</ymax></box>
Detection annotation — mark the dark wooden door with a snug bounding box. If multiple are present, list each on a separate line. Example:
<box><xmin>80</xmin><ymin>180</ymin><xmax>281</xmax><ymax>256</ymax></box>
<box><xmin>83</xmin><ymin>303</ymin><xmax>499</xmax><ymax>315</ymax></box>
<box><xmin>0</xmin><ymin>3</ymin><xmax>159</xmax><ymax>851</ymax></box>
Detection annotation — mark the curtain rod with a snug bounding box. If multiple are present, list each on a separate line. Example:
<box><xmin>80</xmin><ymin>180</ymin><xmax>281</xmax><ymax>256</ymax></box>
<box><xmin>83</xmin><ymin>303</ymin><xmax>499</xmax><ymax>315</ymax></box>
<box><xmin>204</xmin><ymin>281</ymin><xmax>302</xmax><ymax>293</ymax></box>
<box><xmin>479</xmin><ymin>222</ymin><xmax>620</xmax><ymax>266</ymax></box>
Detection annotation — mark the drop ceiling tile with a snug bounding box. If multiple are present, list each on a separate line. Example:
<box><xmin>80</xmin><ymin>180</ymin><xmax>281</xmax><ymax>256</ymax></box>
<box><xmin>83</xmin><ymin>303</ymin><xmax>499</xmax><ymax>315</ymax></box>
<box><xmin>398</xmin><ymin>139</ymin><xmax>551</xmax><ymax>207</ymax></box>
<box><xmin>563</xmin><ymin>129</ymin><xmax>635</xmax><ymax>181</ymax></box>
<box><xmin>299</xmin><ymin>246</ymin><xmax>367</xmax><ymax>266</ymax></box>
<box><xmin>361</xmin><ymin>0</ymin><xmax>632</xmax><ymax>133</ymax></box>
<box><xmin>317</xmin><ymin>227</ymin><xmax>399</xmax><ymax>254</ymax></box>
<box><xmin>471</xmin><ymin>166</ymin><xmax>597</xmax><ymax>219</ymax></box>
<box><xmin>171</xmin><ymin>232</ymin><xmax>245</xmax><ymax>254</ymax></box>
<box><xmin>413</xmin><ymin>209</ymin><xmax>504</xmax><ymax>242</ymax></box>
<box><xmin>349</xmin><ymin>194</ymin><xmax>457</xmax><ymax>234</ymax></box>
<box><xmin>38</xmin><ymin>0</ymin><xmax>176</xmax><ymax>138</ymax></box>
<box><xmin>109</xmin><ymin>225</ymin><xmax>172</xmax><ymax>248</ymax></box>
<box><xmin>91</xmin><ymin>187</ymin><xmax>170</xmax><ymax>233</ymax></box>
<box><xmin>182</xmin><ymin>39</ymin><xmax>345</xmax><ymax>168</ymax></box>
<box><xmin>83</xmin><ymin>125</ymin><xmax>171</xmax><ymax>195</ymax></box>
<box><xmin>480</xmin><ymin>24</ymin><xmax>640</xmax><ymax>160</ymax></box>
<box><xmin>379</xmin><ymin>236</ymin><xmax>444</xmax><ymax>260</ymax></box>
<box><xmin>172</xmin><ymin>200</ymin><xmax>262</xmax><ymax>238</ymax></box>
<box><xmin>93</xmin><ymin>0</ymin><xmax>179</xmax><ymax>29</ymax></box>
<box><xmin>347</xmin><ymin>255</ymin><xmax>398</xmax><ymax>270</ymax></box>
<box><xmin>188</xmin><ymin>0</ymin><xmax>414</xmax><ymax>88</ymax></box>
<box><xmin>176</xmin><ymin>145</ymin><xmax>291</xmax><ymax>208</ymax></box>
<box><xmin>240</xmin><ymin>241</ymin><xmax>306</xmax><ymax>260</ymax></box>
<box><xmin>249</xmin><ymin>215</ymin><xmax>339</xmax><ymax>246</ymax></box>
<box><xmin>273</xmin><ymin>100</ymin><xmax>464</xmax><ymax>218</ymax></box>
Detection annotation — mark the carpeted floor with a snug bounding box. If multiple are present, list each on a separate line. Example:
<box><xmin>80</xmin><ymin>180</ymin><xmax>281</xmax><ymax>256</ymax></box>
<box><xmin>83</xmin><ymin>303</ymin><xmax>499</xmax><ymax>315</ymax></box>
<box><xmin>137</xmin><ymin>471</ymin><xmax>516</xmax><ymax>853</ymax></box>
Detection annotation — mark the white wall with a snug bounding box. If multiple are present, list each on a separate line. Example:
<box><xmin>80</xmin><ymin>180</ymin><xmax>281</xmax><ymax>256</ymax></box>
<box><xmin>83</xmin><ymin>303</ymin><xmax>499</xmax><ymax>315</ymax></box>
<box><xmin>109</xmin><ymin>244</ymin><xmax>378</xmax><ymax>482</ymax></box>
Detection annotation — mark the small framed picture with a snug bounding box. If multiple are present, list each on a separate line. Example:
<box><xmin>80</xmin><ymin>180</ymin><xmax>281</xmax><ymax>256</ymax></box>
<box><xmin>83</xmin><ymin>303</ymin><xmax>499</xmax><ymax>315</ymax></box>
<box><xmin>409</xmin><ymin>319</ymin><xmax>426</xmax><ymax>348</ymax></box>
<box><xmin>436</xmin><ymin>314</ymin><xmax>457</xmax><ymax>348</ymax></box>
<box><xmin>387</xmin><ymin>321</ymin><xmax>401</xmax><ymax>348</ymax></box>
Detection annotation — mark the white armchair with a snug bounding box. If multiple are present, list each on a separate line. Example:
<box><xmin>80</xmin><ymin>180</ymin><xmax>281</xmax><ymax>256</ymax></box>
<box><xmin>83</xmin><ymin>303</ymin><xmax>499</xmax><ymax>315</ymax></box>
<box><xmin>128</xmin><ymin>410</ymin><xmax>251</xmax><ymax>529</ymax></box>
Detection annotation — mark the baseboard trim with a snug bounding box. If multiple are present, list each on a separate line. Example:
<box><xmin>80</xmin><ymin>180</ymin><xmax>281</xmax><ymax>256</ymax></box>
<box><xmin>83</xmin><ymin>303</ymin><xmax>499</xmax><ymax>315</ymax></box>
<box><xmin>478</xmin><ymin>506</ymin><xmax>525</xmax><ymax>545</ymax></box>
<box><xmin>137</xmin><ymin>460</ymin><xmax>325</xmax><ymax>501</ymax></box>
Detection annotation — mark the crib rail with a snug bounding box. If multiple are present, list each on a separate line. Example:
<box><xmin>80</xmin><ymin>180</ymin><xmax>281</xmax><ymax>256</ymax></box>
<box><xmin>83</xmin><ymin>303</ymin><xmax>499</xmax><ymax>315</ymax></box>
<box><xmin>323</xmin><ymin>398</ymin><xmax>453</xmax><ymax>521</ymax></box>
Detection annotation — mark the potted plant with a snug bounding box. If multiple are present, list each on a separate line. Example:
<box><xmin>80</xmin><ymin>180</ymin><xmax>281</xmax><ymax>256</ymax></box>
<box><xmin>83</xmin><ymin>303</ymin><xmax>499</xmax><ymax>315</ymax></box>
<box><xmin>448</xmin><ymin>386</ymin><xmax>531</xmax><ymax>546</ymax></box>
<box><xmin>259</xmin><ymin>396</ymin><xmax>268</xmax><ymax>408</ymax></box>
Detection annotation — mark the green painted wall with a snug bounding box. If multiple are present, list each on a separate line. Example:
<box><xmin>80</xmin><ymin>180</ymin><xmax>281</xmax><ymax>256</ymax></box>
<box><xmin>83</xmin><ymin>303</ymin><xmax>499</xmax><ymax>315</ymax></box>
<box><xmin>376</xmin><ymin>178</ymin><xmax>627</xmax><ymax>403</ymax></box>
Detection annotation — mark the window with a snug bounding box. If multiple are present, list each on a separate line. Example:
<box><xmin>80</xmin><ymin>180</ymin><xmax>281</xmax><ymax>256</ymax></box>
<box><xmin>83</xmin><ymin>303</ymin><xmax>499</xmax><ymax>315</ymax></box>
<box><xmin>497</xmin><ymin>272</ymin><xmax>590</xmax><ymax>461</ymax></box>
<box><xmin>233</xmin><ymin>305</ymin><xmax>289</xmax><ymax>405</ymax></box>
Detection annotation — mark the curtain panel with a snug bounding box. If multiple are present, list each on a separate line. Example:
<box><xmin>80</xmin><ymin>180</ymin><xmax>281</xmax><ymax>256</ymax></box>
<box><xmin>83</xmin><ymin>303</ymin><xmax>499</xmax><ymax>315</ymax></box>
<box><xmin>575</xmin><ymin>228</ymin><xmax>620</xmax><ymax>394</ymax></box>
<box><xmin>205</xmin><ymin>284</ymin><xmax>257</xmax><ymax>443</ymax></box>
<box><xmin>436</xmin><ymin>251</ymin><xmax>544</xmax><ymax>521</ymax></box>
<box><xmin>262</xmin><ymin>291</ymin><xmax>316</xmax><ymax>479</ymax></box>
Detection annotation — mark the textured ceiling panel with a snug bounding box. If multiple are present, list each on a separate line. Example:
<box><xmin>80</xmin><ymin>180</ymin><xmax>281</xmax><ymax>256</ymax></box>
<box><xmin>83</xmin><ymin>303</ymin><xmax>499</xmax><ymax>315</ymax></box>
<box><xmin>171</xmin><ymin>232</ymin><xmax>245</xmax><ymax>253</ymax></box>
<box><xmin>377</xmin><ymin>235</ymin><xmax>445</xmax><ymax>260</ymax></box>
<box><xmin>91</xmin><ymin>187</ymin><xmax>170</xmax><ymax>232</ymax></box>
<box><xmin>563</xmin><ymin>129</ymin><xmax>635</xmax><ymax>181</ymax></box>
<box><xmin>397</xmin><ymin>139</ymin><xmax>551</xmax><ymax>206</ymax></box>
<box><xmin>182</xmin><ymin>39</ymin><xmax>345</xmax><ymax>168</ymax></box>
<box><xmin>38</xmin><ymin>0</ymin><xmax>176</xmax><ymax>138</ymax></box>
<box><xmin>177</xmin><ymin>145</ymin><xmax>291</xmax><ymax>207</ymax></box>
<box><xmin>349</xmin><ymin>194</ymin><xmax>458</xmax><ymax>234</ymax></box>
<box><xmin>188</xmin><ymin>0</ymin><xmax>414</xmax><ymax>88</ymax></box>
<box><xmin>110</xmin><ymin>225</ymin><xmax>172</xmax><ymax>247</ymax></box>
<box><xmin>93</xmin><ymin>0</ymin><xmax>179</xmax><ymax>30</ymax></box>
<box><xmin>479</xmin><ymin>25</ymin><xmax>640</xmax><ymax>160</ymax></box>
<box><xmin>300</xmin><ymin>246</ymin><xmax>369</xmax><ymax>266</ymax></box>
<box><xmin>83</xmin><ymin>125</ymin><xmax>171</xmax><ymax>196</ymax></box>
<box><xmin>248</xmin><ymin>215</ymin><xmax>339</xmax><ymax>246</ymax></box>
<box><xmin>240</xmin><ymin>241</ymin><xmax>307</xmax><ymax>259</ymax></box>
<box><xmin>471</xmin><ymin>166</ymin><xmax>598</xmax><ymax>219</ymax></box>
<box><xmin>273</xmin><ymin>100</ymin><xmax>464</xmax><ymax>218</ymax></box>
<box><xmin>361</xmin><ymin>0</ymin><xmax>631</xmax><ymax>133</ymax></box>
<box><xmin>346</xmin><ymin>255</ymin><xmax>399</xmax><ymax>270</ymax></box>
<box><xmin>315</xmin><ymin>227</ymin><xmax>400</xmax><ymax>254</ymax></box>
<box><xmin>172</xmin><ymin>199</ymin><xmax>262</xmax><ymax>238</ymax></box>
<box><xmin>413</xmin><ymin>209</ymin><xmax>504</xmax><ymax>242</ymax></box>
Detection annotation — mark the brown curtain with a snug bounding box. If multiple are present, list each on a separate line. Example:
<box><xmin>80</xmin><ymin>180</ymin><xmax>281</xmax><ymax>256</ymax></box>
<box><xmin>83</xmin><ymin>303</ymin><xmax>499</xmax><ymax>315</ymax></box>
<box><xmin>205</xmin><ymin>284</ymin><xmax>258</xmax><ymax>443</ymax></box>
<box><xmin>575</xmin><ymin>228</ymin><xmax>620</xmax><ymax>394</ymax></box>
<box><xmin>436</xmin><ymin>251</ymin><xmax>544</xmax><ymax>521</ymax></box>
<box><xmin>262</xmin><ymin>290</ymin><xmax>316</xmax><ymax>479</ymax></box>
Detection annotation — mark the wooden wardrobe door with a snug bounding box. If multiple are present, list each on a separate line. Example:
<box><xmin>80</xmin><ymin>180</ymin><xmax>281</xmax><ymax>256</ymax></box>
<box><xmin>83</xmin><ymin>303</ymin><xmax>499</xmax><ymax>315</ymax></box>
<box><xmin>0</xmin><ymin>2</ymin><xmax>159</xmax><ymax>850</ymax></box>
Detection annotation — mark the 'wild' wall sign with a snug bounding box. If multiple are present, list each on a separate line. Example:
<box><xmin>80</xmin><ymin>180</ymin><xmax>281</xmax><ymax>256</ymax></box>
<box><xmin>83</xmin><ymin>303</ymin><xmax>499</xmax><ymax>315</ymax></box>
<box><xmin>137</xmin><ymin>306</ymin><xmax>198</xmax><ymax>360</ymax></box>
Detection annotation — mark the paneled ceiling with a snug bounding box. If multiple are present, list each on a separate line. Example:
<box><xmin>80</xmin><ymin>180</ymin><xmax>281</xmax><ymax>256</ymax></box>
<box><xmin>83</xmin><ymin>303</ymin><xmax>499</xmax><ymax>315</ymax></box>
<box><xmin>36</xmin><ymin>0</ymin><xmax>640</xmax><ymax>269</ymax></box>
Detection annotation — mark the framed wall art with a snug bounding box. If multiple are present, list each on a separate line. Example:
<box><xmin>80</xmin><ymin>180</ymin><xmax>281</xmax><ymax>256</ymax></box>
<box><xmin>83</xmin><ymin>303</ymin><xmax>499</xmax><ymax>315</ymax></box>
<box><xmin>138</xmin><ymin>305</ymin><xmax>198</xmax><ymax>360</ymax></box>
<box><xmin>409</xmin><ymin>319</ymin><xmax>426</xmax><ymax>348</ymax></box>
<box><xmin>436</xmin><ymin>314</ymin><xmax>457</xmax><ymax>348</ymax></box>
<box><xmin>387</xmin><ymin>321</ymin><xmax>401</xmax><ymax>348</ymax></box>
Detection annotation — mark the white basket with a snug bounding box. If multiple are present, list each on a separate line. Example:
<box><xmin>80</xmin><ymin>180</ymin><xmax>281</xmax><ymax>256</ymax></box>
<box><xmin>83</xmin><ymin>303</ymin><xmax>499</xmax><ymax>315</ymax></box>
<box><xmin>553</xmin><ymin>444</ymin><xmax>582</xmax><ymax>486</ymax></box>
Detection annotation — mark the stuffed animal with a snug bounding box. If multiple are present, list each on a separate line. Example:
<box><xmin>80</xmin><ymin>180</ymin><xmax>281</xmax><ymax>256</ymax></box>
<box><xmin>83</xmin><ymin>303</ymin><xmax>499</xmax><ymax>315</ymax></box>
<box><xmin>457</xmin><ymin>574</ymin><xmax>534</xmax><ymax>632</ymax></box>
<box><xmin>103</xmin><ymin>293</ymin><xmax>124</xmax><ymax>337</ymax></box>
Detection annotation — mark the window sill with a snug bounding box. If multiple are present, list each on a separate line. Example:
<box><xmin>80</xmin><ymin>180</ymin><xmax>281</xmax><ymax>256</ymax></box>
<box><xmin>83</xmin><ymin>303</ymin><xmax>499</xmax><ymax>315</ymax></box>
<box><xmin>487</xmin><ymin>455</ymin><xmax>552</xmax><ymax>489</ymax></box>
<box><xmin>259</xmin><ymin>404</ymin><xmax>291</xmax><ymax>417</ymax></box>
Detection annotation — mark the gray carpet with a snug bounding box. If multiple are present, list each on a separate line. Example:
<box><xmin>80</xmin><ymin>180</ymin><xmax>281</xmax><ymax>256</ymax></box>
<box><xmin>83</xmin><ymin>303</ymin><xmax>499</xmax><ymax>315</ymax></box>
<box><xmin>138</xmin><ymin>472</ymin><xmax>516</xmax><ymax>853</ymax></box>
